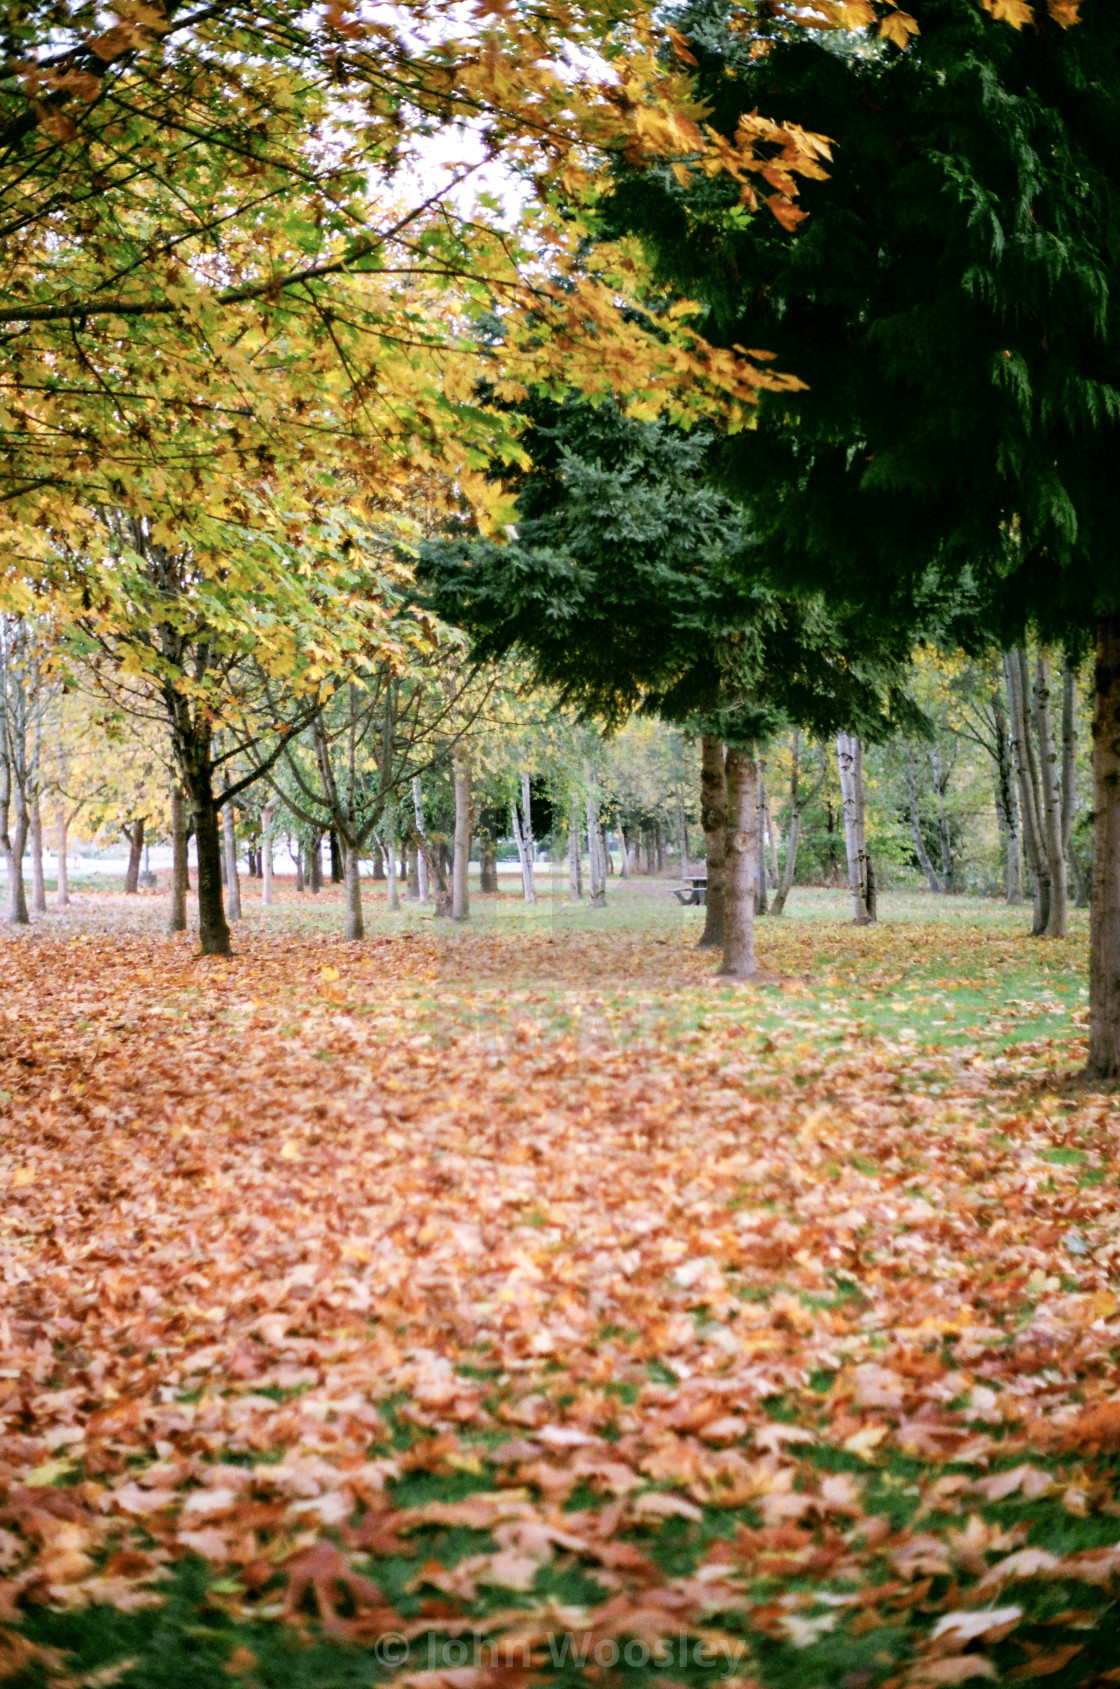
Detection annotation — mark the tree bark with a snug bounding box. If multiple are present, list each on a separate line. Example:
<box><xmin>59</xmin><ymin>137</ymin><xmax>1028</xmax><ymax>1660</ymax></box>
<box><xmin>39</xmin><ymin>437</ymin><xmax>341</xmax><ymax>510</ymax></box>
<box><xmin>479</xmin><ymin>844</ymin><xmax>497</xmax><ymax>893</ymax></box>
<box><xmin>330</xmin><ymin>828</ymin><xmax>344</xmax><ymax>884</ymax></box>
<box><xmin>343</xmin><ymin>843</ymin><xmax>364</xmax><ymax>940</ymax></box>
<box><xmin>699</xmin><ymin>733</ymin><xmax>727</xmax><ymax>949</ymax></box>
<box><xmin>568</xmin><ymin>805</ymin><xmax>583</xmax><ymax>900</ymax></box>
<box><xmin>372</xmin><ymin>837</ymin><xmax>385</xmax><ymax>881</ymax></box>
<box><xmin>992</xmin><ymin>685</ymin><xmax>1022</xmax><ymax>903</ymax></box>
<box><xmin>771</xmin><ymin>732</ymin><xmax>821</xmax><ymax>919</ymax></box>
<box><xmin>452</xmin><ymin>753</ymin><xmax>471</xmax><ymax>922</ymax></box>
<box><xmin>222</xmin><ymin>797</ymin><xmax>242</xmax><ymax>920</ymax></box>
<box><xmin>169</xmin><ymin>783</ymin><xmax>188</xmax><ymax>933</ymax></box>
<box><xmin>618</xmin><ymin>822</ymin><xmax>630</xmax><ymax>879</ymax></box>
<box><xmin>755</xmin><ymin>762</ymin><xmax>769</xmax><ymax>916</ymax></box>
<box><xmin>5</xmin><ymin>780</ymin><xmax>29</xmax><ymax>926</ymax></box>
<box><xmin>511</xmin><ymin>795</ymin><xmax>536</xmax><ymax>903</ymax></box>
<box><xmin>308</xmin><ymin>833</ymin><xmax>323</xmax><ymax>894</ymax></box>
<box><xmin>585</xmin><ymin>792</ymin><xmax>606</xmax><ymax>907</ymax></box>
<box><xmin>837</xmin><ymin>732</ymin><xmax>872</xmax><ymax>923</ymax></box>
<box><xmin>293</xmin><ymin>839</ymin><xmax>305</xmax><ymax>893</ymax></box>
<box><xmin>29</xmin><ymin>793</ymin><xmax>45</xmax><ymax>914</ymax></box>
<box><xmin>1061</xmin><ymin>655</ymin><xmax>1086</xmax><ymax>907</ymax></box>
<box><xmin>719</xmin><ymin>747</ymin><xmax>758</xmax><ymax>978</ymax></box>
<box><xmin>123</xmin><ymin>816</ymin><xmax>144</xmax><ymax>894</ymax></box>
<box><xmin>260</xmin><ymin>799</ymin><xmax>275</xmax><ymax>908</ymax></box>
<box><xmin>411</xmin><ymin>778</ymin><xmax>428</xmax><ymax>903</ymax></box>
<box><xmin>55</xmin><ymin>805</ymin><xmax>69</xmax><ymax>908</ymax></box>
<box><xmin>1088</xmin><ymin>613</ymin><xmax>1120</xmax><ymax>1079</ymax></box>
<box><xmin>1005</xmin><ymin>650</ymin><xmax>1050</xmax><ymax>934</ymax></box>
<box><xmin>1034</xmin><ymin>650</ymin><xmax>1069</xmax><ymax>938</ymax></box>
<box><xmin>193</xmin><ymin>790</ymin><xmax>230</xmax><ymax>954</ymax></box>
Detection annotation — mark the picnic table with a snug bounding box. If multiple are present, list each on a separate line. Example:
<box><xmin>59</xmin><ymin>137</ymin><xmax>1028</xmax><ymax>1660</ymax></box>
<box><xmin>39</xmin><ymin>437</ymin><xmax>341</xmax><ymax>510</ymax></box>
<box><xmin>671</xmin><ymin>874</ymin><xmax>708</xmax><ymax>906</ymax></box>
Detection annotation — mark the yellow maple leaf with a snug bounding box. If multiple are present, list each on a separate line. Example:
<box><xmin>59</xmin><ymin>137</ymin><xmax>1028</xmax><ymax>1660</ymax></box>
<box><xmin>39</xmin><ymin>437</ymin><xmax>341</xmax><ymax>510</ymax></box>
<box><xmin>981</xmin><ymin>0</ymin><xmax>1036</xmax><ymax>24</ymax></box>
<box><xmin>879</xmin><ymin>9</ymin><xmax>921</xmax><ymax>47</ymax></box>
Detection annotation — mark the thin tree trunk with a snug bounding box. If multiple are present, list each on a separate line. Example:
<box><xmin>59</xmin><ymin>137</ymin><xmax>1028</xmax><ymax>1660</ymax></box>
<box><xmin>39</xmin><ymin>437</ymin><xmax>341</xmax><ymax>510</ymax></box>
<box><xmin>6</xmin><ymin>783</ymin><xmax>29</xmax><ymax>926</ymax></box>
<box><xmin>929</xmin><ymin>746</ymin><xmax>954</xmax><ymax>892</ymax></box>
<box><xmin>1061</xmin><ymin>654</ymin><xmax>1086</xmax><ymax>906</ymax></box>
<box><xmin>452</xmin><ymin>753</ymin><xmax>470</xmax><ymax>922</ymax></box>
<box><xmin>293</xmin><ymin>839</ymin><xmax>305</xmax><ymax>893</ymax></box>
<box><xmin>677</xmin><ymin>798</ymin><xmax>690</xmax><ymax>876</ymax></box>
<box><xmin>770</xmin><ymin>808</ymin><xmax>802</xmax><ymax>918</ymax></box>
<box><xmin>1034</xmin><ymin>650</ymin><xmax>1069</xmax><ymax>938</ymax></box>
<box><xmin>699</xmin><ymin>734</ymin><xmax>727</xmax><ymax>949</ymax></box>
<box><xmin>308</xmin><ymin>833</ymin><xmax>323</xmax><ymax>894</ymax></box>
<box><xmin>618</xmin><ymin>822</ymin><xmax>630</xmax><ymax>880</ymax></box>
<box><xmin>222</xmin><ymin>797</ymin><xmax>242</xmax><ymax>920</ymax></box>
<box><xmin>510</xmin><ymin>797</ymin><xmax>536</xmax><ymax>903</ymax></box>
<box><xmin>123</xmin><ymin>817</ymin><xmax>144</xmax><ymax>894</ymax></box>
<box><xmin>1088</xmin><ymin>613</ymin><xmax>1120</xmax><ymax>1079</ymax></box>
<box><xmin>55</xmin><ymin>806</ymin><xmax>69</xmax><ymax>908</ymax></box>
<box><xmin>568</xmin><ymin>805</ymin><xmax>583</xmax><ymax>900</ymax></box>
<box><xmin>411</xmin><ymin>778</ymin><xmax>428</xmax><ymax>903</ymax></box>
<box><xmin>1019</xmin><ymin>646</ymin><xmax>1052</xmax><ymax>933</ymax></box>
<box><xmin>421</xmin><ymin>835</ymin><xmax>452</xmax><ymax>916</ymax></box>
<box><xmin>1005</xmin><ymin>649</ymin><xmax>1050</xmax><ymax>934</ymax></box>
<box><xmin>372</xmin><ymin>838</ymin><xmax>385</xmax><ymax>881</ymax></box>
<box><xmin>479</xmin><ymin>844</ymin><xmax>497</xmax><ymax>893</ymax></box>
<box><xmin>755</xmin><ymin>762</ymin><xmax>769</xmax><ymax>916</ymax></box>
<box><xmin>837</xmin><ymin>732</ymin><xmax>871</xmax><ymax>923</ymax></box>
<box><xmin>906</xmin><ymin>751</ymin><xmax>942</xmax><ymax>893</ymax></box>
<box><xmin>169</xmin><ymin>783</ymin><xmax>188</xmax><ymax>933</ymax></box>
<box><xmin>330</xmin><ymin>828</ymin><xmax>344</xmax><ymax>884</ymax></box>
<box><xmin>585</xmin><ymin>792</ymin><xmax>606</xmax><ymax>906</ymax></box>
<box><xmin>260</xmin><ymin>800</ymin><xmax>275</xmax><ymax>907</ymax></box>
<box><xmin>28</xmin><ymin>793</ymin><xmax>45</xmax><ymax>914</ymax></box>
<box><xmin>993</xmin><ymin>686</ymin><xmax>1022</xmax><ymax>903</ymax></box>
<box><xmin>719</xmin><ymin>747</ymin><xmax>758</xmax><ymax>979</ymax></box>
<box><xmin>343</xmin><ymin>843</ymin><xmax>364</xmax><ymax>941</ymax></box>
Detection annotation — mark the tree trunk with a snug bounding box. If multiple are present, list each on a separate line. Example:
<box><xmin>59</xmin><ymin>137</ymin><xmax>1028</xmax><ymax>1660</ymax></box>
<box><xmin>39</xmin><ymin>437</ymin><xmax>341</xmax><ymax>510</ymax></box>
<box><xmin>372</xmin><ymin>837</ymin><xmax>385</xmax><ymax>881</ymax></box>
<box><xmin>222</xmin><ymin>797</ymin><xmax>242</xmax><ymax>920</ymax></box>
<box><xmin>511</xmin><ymin>797</ymin><xmax>536</xmax><ymax>903</ymax></box>
<box><xmin>293</xmin><ymin>839</ymin><xmax>305</xmax><ymax>893</ymax></box>
<box><xmin>1034</xmin><ymin>650</ymin><xmax>1069</xmax><ymax>938</ymax></box>
<box><xmin>406</xmin><ymin>840</ymin><xmax>419</xmax><ymax>900</ymax></box>
<box><xmin>677</xmin><ymin>798</ymin><xmax>689</xmax><ymax>876</ymax></box>
<box><xmin>479</xmin><ymin>844</ymin><xmax>497</xmax><ymax>893</ymax></box>
<box><xmin>585</xmin><ymin>794</ymin><xmax>606</xmax><ymax>907</ymax></box>
<box><xmin>411</xmin><ymin>778</ymin><xmax>428</xmax><ymax>903</ymax></box>
<box><xmin>421</xmin><ymin>835</ymin><xmax>452</xmax><ymax>916</ymax></box>
<box><xmin>1061</xmin><ymin>654</ymin><xmax>1086</xmax><ymax>907</ymax></box>
<box><xmin>191</xmin><ymin>790</ymin><xmax>230</xmax><ymax>955</ymax></box>
<box><xmin>452</xmin><ymin>753</ymin><xmax>471</xmax><ymax>922</ymax></box>
<box><xmin>28</xmin><ymin>793</ymin><xmax>45</xmax><ymax>914</ymax></box>
<box><xmin>755</xmin><ymin>763</ymin><xmax>769</xmax><ymax>916</ymax></box>
<box><xmin>993</xmin><ymin>685</ymin><xmax>1022</xmax><ymax>903</ymax></box>
<box><xmin>929</xmin><ymin>746</ymin><xmax>954</xmax><ymax>893</ymax></box>
<box><xmin>771</xmin><ymin>808</ymin><xmax>802</xmax><ymax>918</ymax></box>
<box><xmin>308</xmin><ymin>833</ymin><xmax>323</xmax><ymax>894</ymax></box>
<box><xmin>699</xmin><ymin>734</ymin><xmax>727</xmax><ymax>949</ymax></box>
<box><xmin>618</xmin><ymin>823</ymin><xmax>630</xmax><ymax>879</ymax></box>
<box><xmin>260</xmin><ymin>800</ymin><xmax>275</xmax><ymax>907</ymax></box>
<box><xmin>169</xmin><ymin>783</ymin><xmax>188</xmax><ymax>933</ymax></box>
<box><xmin>343</xmin><ymin>842</ymin><xmax>364</xmax><ymax>940</ymax></box>
<box><xmin>6</xmin><ymin>784</ymin><xmax>29</xmax><ymax>927</ymax></box>
<box><xmin>386</xmin><ymin>823</ymin><xmax>400</xmax><ymax>910</ymax></box>
<box><xmin>55</xmin><ymin>806</ymin><xmax>69</xmax><ymax>908</ymax></box>
<box><xmin>330</xmin><ymin>828</ymin><xmax>344</xmax><ymax>884</ymax></box>
<box><xmin>123</xmin><ymin>816</ymin><xmax>144</xmax><ymax>894</ymax></box>
<box><xmin>837</xmin><ymin>732</ymin><xmax>871</xmax><ymax>923</ymax></box>
<box><xmin>719</xmin><ymin>747</ymin><xmax>758</xmax><ymax>979</ymax></box>
<box><xmin>1009</xmin><ymin>647</ymin><xmax>1051</xmax><ymax>934</ymax></box>
<box><xmin>568</xmin><ymin>805</ymin><xmax>583</xmax><ymax>900</ymax></box>
<box><xmin>1089</xmin><ymin>614</ymin><xmax>1120</xmax><ymax>1078</ymax></box>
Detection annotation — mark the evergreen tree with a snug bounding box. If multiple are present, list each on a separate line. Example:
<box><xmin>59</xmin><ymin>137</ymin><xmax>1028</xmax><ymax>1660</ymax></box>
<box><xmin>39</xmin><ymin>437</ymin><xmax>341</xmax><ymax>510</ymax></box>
<box><xmin>602</xmin><ymin>0</ymin><xmax>1120</xmax><ymax>1072</ymax></box>
<box><xmin>422</xmin><ymin>400</ymin><xmax>916</xmax><ymax>974</ymax></box>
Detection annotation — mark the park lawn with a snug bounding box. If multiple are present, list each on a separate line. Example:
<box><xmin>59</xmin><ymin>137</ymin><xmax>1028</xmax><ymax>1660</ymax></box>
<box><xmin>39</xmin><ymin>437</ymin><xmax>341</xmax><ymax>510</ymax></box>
<box><xmin>1</xmin><ymin>884</ymin><xmax>1118</xmax><ymax>1689</ymax></box>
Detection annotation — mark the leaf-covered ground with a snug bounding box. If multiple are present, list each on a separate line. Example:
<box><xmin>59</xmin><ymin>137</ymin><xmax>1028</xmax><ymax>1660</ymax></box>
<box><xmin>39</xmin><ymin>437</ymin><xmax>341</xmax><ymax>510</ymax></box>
<box><xmin>2</xmin><ymin>883</ymin><xmax>1119</xmax><ymax>1689</ymax></box>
